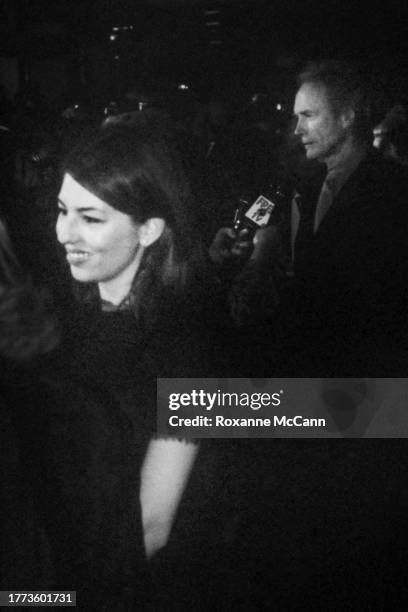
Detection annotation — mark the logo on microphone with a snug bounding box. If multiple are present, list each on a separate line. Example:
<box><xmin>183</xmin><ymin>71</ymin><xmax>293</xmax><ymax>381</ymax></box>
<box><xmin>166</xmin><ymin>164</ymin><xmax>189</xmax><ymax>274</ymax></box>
<box><xmin>245</xmin><ymin>195</ymin><xmax>275</xmax><ymax>226</ymax></box>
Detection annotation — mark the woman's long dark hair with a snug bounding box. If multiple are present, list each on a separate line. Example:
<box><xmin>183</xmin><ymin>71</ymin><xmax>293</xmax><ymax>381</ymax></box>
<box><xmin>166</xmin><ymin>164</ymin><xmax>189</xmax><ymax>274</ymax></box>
<box><xmin>61</xmin><ymin>121</ymin><xmax>206</xmax><ymax>324</ymax></box>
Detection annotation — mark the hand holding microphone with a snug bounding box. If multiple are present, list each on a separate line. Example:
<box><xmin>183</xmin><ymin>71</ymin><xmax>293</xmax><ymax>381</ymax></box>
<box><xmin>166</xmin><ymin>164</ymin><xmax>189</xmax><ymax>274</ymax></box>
<box><xmin>209</xmin><ymin>186</ymin><xmax>282</xmax><ymax>266</ymax></box>
<box><xmin>209</xmin><ymin>226</ymin><xmax>253</xmax><ymax>266</ymax></box>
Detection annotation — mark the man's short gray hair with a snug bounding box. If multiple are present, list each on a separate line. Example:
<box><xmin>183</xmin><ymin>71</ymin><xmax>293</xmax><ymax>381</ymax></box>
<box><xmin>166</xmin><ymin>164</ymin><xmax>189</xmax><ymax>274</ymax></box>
<box><xmin>298</xmin><ymin>60</ymin><xmax>384</xmax><ymax>143</ymax></box>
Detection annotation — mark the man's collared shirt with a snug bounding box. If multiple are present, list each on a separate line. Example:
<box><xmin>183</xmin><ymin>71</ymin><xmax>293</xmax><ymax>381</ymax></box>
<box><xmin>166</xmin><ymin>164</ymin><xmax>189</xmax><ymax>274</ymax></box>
<box><xmin>313</xmin><ymin>148</ymin><xmax>366</xmax><ymax>232</ymax></box>
<box><xmin>291</xmin><ymin>146</ymin><xmax>368</xmax><ymax>258</ymax></box>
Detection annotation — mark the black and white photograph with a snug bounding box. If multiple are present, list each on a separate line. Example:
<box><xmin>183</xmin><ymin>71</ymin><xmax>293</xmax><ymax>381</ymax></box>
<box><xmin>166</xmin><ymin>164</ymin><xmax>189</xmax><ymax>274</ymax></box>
<box><xmin>1</xmin><ymin>0</ymin><xmax>408</xmax><ymax>609</ymax></box>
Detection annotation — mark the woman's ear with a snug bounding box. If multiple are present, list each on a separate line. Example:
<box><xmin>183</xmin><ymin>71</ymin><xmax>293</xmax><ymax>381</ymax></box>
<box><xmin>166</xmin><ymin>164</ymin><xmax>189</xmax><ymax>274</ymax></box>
<box><xmin>139</xmin><ymin>218</ymin><xmax>166</xmax><ymax>247</ymax></box>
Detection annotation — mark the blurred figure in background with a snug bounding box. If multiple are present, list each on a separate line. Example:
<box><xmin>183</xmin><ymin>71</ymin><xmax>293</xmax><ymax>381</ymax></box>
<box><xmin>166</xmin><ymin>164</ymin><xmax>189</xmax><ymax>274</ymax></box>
<box><xmin>373</xmin><ymin>104</ymin><xmax>408</xmax><ymax>165</ymax></box>
<box><xmin>0</xmin><ymin>217</ymin><xmax>58</xmax><ymax>591</ymax></box>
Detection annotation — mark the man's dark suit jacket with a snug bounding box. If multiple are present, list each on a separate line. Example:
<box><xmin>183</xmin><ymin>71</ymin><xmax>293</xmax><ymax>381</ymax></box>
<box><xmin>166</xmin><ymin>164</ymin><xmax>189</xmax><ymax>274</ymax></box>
<box><xmin>276</xmin><ymin>149</ymin><xmax>408</xmax><ymax>376</ymax></box>
<box><xmin>234</xmin><ymin>152</ymin><xmax>408</xmax><ymax>610</ymax></box>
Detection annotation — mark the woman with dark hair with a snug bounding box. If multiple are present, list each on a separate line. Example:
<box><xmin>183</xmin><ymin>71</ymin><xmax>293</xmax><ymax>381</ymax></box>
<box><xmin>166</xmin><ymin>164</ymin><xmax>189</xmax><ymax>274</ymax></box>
<box><xmin>58</xmin><ymin>122</ymin><xmax>204</xmax><ymax>317</ymax></box>
<box><xmin>52</xmin><ymin>123</ymin><xmax>222</xmax><ymax>609</ymax></box>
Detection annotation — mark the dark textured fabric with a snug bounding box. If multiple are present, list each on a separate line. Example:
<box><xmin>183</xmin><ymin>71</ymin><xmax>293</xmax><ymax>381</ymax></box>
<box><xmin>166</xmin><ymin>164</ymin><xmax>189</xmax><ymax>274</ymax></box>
<box><xmin>223</xmin><ymin>439</ymin><xmax>408</xmax><ymax>610</ymax></box>
<box><xmin>293</xmin><ymin>187</ymin><xmax>318</xmax><ymax>279</ymax></box>
<box><xmin>211</xmin><ymin>152</ymin><xmax>408</xmax><ymax>610</ymax></box>
<box><xmin>0</xmin><ymin>369</ymin><xmax>55</xmax><ymax>592</ymax></box>
<box><xmin>36</xmin><ymin>308</ymin><xmax>154</xmax><ymax>611</ymax></box>
<box><xmin>276</xmin><ymin>150</ymin><xmax>408</xmax><ymax>376</ymax></box>
<box><xmin>39</xmin><ymin>378</ymin><xmax>150</xmax><ymax>611</ymax></box>
<box><xmin>41</xmin><ymin>288</ymin><xmax>226</xmax><ymax>610</ymax></box>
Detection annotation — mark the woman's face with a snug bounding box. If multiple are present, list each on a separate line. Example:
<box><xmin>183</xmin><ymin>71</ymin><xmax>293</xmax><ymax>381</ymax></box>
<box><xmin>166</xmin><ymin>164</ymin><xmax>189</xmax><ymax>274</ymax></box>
<box><xmin>56</xmin><ymin>173</ymin><xmax>143</xmax><ymax>304</ymax></box>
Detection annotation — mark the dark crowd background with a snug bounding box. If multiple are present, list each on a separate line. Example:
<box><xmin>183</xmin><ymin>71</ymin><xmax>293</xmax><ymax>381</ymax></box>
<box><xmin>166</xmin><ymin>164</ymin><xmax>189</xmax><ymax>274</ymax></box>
<box><xmin>2</xmin><ymin>0</ymin><xmax>408</xmax><ymax>610</ymax></box>
<box><xmin>2</xmin><ymin>0</ymin><xmax>408</xmax><ymax>293</ymax></box>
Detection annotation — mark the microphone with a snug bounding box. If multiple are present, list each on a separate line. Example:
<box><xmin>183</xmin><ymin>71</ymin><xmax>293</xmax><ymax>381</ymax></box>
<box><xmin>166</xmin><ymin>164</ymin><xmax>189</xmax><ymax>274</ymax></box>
<box><xmin>233</xmin><ymin>184</ymin><xmax>287</xmax><ymax>239</ymax></box>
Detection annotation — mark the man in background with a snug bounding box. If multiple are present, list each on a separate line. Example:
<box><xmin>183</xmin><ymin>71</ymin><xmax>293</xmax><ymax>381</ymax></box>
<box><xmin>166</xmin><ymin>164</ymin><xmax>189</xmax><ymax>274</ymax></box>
<box><xmin>227</xmin><ymin>62</ymin><xmax>408</xmax><ymax>611</ymax></box>
<box><xmin>276</xmin><ymin>60</ymin><xmax>408</xmax><ymax>375</ymax></box>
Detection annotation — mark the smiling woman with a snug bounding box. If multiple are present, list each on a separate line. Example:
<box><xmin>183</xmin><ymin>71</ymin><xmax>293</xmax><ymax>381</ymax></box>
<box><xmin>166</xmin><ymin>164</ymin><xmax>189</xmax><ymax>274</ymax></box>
<box><xmin>56</xmin><ymin>173</ymin><xmax>145</xmax><ymax>301</ymax></box>
<box><xmin>48</xmin><ymin>121</ymin><xmax>222</xmax><ymax>609</ymax></box>
<box><xmin>58</xmin><ymin>121</ymin><xmax>203</xmax><ymax>319</ymax></box>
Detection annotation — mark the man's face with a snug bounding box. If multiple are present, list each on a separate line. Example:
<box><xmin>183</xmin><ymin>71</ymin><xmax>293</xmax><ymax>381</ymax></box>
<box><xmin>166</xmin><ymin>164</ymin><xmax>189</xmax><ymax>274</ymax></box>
<box><xmin>293</xmin><ymin>81</ymin><xmax>352</xmax><ymax>164</ymax></box>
